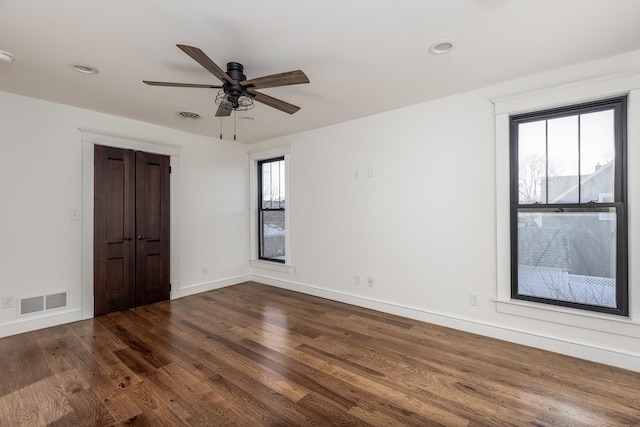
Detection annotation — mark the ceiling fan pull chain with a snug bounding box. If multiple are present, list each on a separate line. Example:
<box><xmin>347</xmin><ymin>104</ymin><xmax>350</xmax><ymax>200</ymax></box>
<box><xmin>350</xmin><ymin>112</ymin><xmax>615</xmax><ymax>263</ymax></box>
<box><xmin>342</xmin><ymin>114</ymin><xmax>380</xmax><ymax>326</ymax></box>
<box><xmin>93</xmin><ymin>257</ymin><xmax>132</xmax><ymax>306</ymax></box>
<box><xmin>234</xmin><ymin>109</ymin><xmax>237</xmax><ymax>141</ymax></box>
<box><xmin>219</xmin><ymin>115</ymin><xmax>223</xmax><ymax>140</ymax></box>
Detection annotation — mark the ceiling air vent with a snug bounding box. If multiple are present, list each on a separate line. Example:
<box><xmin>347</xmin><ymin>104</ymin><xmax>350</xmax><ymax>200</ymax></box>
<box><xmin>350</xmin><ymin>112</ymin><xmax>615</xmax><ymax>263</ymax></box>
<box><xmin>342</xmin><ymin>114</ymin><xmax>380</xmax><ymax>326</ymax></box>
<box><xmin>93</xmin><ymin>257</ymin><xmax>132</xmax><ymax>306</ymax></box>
<box><xmin>178</xmin><ymin>111</ymin><xmax>200</xmax><ymax>120</ymax></box>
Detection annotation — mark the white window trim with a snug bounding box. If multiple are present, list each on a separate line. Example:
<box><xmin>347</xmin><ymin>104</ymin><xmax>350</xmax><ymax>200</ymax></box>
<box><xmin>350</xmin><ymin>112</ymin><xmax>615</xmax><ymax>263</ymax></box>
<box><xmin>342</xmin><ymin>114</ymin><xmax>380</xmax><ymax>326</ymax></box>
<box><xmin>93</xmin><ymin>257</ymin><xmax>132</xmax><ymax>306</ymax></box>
<box><xmin>492</xmin><ymin>70</ymin><xmax>640</xmax><ymax>332</ymax></box>
<box><xmin>249</xmin><ymin>145</ymin><xmax>294</xmax><ymax>273</ymax></box>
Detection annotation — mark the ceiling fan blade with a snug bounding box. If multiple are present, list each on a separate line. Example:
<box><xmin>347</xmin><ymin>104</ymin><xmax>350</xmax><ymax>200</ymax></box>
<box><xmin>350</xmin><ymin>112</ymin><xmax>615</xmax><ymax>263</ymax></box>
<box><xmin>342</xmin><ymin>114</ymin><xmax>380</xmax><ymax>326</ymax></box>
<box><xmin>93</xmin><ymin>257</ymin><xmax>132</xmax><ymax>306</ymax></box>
<box><xmin>215</xmin><ymin>105</ymin><xmax>232</xmax><ymax>117</ymax></box>
<box><xmin>143</xmin><ymin>81</ymin><xmax>223</xmax><ymax>89</ymax></box>
<box><xmin>242</xmin><ymin>70</ymin><xmax>309</xmax><ymax>90</ymax></box>
<box><xmin>247</xmin><ymin>89</ymin><xmax>301</xmax><ymax>114</ymax></box>
<box><xmin>176</xmin><ymin>44</ymin><xmax>233</xmax><ymax>84</ymax></box>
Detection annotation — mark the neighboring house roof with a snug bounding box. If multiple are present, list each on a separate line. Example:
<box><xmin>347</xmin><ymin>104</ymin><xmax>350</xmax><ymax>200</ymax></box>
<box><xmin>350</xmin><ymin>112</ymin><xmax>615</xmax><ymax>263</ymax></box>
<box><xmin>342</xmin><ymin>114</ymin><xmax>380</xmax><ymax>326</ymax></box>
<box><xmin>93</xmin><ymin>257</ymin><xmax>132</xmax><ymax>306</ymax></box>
<box><xmin>518</xmin><ymin>226</ymin><xmax>571</xmax><ymax>270</ymax></box>
<box><xmin>548</xmin><ymin>160</ymin><xmax>613</xmax><ymax>203</ymax></box>
<box><xmin>263</xmin><ymin>224</ymin><xmax>285</xmax><ymax>237</ymax></box>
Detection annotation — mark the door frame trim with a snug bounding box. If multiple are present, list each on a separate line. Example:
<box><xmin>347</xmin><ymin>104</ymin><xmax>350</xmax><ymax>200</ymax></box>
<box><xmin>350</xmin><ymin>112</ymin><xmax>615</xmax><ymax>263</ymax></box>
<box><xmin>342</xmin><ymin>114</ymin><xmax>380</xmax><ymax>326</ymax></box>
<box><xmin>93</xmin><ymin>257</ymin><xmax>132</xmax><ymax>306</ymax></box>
<box><xmin>81</xmin><ymin>131</ymin><xmax>181</xmax><ymax>319</ymax></box>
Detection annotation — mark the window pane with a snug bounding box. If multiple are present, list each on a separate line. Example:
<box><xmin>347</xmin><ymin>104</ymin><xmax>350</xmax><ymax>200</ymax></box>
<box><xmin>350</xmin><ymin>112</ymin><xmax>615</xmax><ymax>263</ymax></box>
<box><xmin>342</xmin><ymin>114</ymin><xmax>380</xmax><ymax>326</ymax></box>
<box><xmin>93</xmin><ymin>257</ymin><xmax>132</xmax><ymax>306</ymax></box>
<box><xmin>580</xmin><ymin>110</ymin><xmax>615</xmax><ymax>203</ymax></box>
<box><xmin>547</xmin><ymin>116</ymin><xmax>579</xmax><ymax>203</ymax></box>
<box><xmin>517</xmin><ymin>209</ymin><xmax>616</xmax><ymax>308</ymax></box>
<box><xmin>260</xmin><ymin>210</ymin><xmax>285</xmax><ymax>260</ymax></box>
<box><xmin>261</xmin><ymin>160</ymin><xmax>285</xmax><ymax>209</ymax></box>
<box><xmin>518</xmin><ymin>121</ymin><xmax>546</xmax><ymax>204</ymax></box>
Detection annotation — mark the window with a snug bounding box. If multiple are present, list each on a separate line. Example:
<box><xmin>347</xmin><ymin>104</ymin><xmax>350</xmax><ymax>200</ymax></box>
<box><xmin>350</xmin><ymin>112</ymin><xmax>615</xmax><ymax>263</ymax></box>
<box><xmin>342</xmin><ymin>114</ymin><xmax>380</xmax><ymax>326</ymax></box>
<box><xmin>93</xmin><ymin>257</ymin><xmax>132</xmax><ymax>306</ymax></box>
<box><xmin>258</xmin><ymin>157</ymin><xmax>285</xmax><ymax>263</ymax></box>
<box><xmin>510</xmin><ymin>96</ymin><xmax>627</xmax><ymax>315</ymax></box>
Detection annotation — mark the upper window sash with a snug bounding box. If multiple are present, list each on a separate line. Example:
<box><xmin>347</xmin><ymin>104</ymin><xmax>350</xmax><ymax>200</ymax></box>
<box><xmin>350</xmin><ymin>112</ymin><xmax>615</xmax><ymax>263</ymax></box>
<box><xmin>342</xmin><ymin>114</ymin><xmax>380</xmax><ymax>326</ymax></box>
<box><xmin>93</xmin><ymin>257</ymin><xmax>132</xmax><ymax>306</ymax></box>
<box><xmin>510</xmin><ymin>97</ymin><xmax>626</xmax><ymax>207</ymax></box>
<box><xmin>258</xmin><ymin>157</ymin><xmax>285</xmax><ymax>211</ymax></box>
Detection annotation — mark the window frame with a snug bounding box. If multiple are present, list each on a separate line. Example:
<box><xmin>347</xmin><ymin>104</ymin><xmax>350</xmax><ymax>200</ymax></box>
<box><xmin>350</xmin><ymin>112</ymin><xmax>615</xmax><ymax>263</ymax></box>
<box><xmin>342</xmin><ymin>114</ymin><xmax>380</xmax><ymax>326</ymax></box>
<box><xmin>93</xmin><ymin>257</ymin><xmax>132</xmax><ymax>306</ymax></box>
<box><xmin>509</xmin><ymin>96</ymin><xmax>628</xmax><ymax>316</ymax></box>
<box><xmin>257</xmin><ymin>156</ymin><xmax>286</xmax><ymax>264</ymax></box>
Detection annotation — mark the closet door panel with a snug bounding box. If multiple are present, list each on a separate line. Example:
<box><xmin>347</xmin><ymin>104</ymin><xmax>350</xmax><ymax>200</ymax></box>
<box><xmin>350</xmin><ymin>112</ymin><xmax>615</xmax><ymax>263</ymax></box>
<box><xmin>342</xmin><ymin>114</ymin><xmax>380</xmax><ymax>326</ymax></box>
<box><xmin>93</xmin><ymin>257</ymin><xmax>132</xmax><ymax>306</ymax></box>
<box><xmin>135</xmin><ymin>151</ymin><xmax>170</xmax><ymax>306</ymax></box>
<box><xmin>94</xmin><ymin>146</ymin><xmax>136</xmax><ymax>316</ymax></box>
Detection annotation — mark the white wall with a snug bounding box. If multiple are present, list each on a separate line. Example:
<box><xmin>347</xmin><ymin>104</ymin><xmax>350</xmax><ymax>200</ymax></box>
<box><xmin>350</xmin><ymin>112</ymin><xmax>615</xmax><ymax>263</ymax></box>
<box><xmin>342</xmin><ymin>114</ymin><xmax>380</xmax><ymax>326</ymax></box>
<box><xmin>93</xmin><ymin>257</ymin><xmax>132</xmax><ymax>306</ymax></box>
<box><xmin>250</xmin><ymin>49</ymin><xmax>640</xmax><ymax>372</ymax></box>
<box><xmin>0</xmin><ymin>91</ymin><xmax>250</xmax><ymax>336</ymax></box>
<box><xmin>174</xmin><ymin>131</ymin><xmax>250</xmax><ymax>295</ymax></box>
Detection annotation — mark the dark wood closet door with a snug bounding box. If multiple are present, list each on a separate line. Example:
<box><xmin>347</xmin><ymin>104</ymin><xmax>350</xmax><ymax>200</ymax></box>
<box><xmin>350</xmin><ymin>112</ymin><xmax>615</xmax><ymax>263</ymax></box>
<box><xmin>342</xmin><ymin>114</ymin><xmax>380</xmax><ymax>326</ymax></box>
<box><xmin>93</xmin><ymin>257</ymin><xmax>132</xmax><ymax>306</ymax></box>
<box><xmin>94</xmin><ymin>145</ymin><xmax>136</xmax><ymax>316</ymax></box>
<box><xmin>135</xmin><ymin>151</ymin><xmax>171</xmax><ymax>306</ymax></box>
<box><xmin>94</xmin><ymin>146</ymin><xmax>170</xmax><ymax>316</ymax></box>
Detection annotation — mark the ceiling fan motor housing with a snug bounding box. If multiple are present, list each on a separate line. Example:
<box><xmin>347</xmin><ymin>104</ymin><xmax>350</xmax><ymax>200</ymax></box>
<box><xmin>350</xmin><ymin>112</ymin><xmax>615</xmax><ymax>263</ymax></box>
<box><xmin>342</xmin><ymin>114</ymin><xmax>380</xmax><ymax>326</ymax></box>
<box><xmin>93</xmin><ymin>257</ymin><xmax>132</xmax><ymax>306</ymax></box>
<box><xmin>225</xmin><ymin>62</ymin><xmax>248</xmax><ymax>108</ymax></box>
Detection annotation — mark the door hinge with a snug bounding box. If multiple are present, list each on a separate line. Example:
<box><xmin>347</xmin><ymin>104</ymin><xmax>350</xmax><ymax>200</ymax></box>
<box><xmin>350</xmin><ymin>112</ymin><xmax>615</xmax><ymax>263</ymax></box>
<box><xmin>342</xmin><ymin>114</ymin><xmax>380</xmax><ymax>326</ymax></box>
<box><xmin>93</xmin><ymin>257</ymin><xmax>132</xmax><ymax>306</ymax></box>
<box><xmin>169</xmin><ymin>166</ymin><xmax>172</xmax><ymax>174</ymax></box>
<box><xmin>169</xmin><ymin>283</ymin><xmax>172</xmax><ymax>291</ymax></box>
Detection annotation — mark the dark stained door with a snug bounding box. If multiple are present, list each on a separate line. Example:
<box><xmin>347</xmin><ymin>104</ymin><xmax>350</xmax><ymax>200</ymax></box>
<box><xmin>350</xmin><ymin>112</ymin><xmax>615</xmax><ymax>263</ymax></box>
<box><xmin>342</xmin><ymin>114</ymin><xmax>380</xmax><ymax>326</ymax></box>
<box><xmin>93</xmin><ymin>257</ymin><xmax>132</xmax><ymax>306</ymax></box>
<box><xmin>94</xmin><ymin>146</ymin><xmax>170</xmax><ymax>316</ymax></box>
<box><xmin>135</xmin><ymin>151</ymin><xmax>171</xmax><ymax>306</ymax></box>
<box><xmin>94</xmin><ymin>146</ymin><xmax>136</xmax><ymax>316</ymax></box>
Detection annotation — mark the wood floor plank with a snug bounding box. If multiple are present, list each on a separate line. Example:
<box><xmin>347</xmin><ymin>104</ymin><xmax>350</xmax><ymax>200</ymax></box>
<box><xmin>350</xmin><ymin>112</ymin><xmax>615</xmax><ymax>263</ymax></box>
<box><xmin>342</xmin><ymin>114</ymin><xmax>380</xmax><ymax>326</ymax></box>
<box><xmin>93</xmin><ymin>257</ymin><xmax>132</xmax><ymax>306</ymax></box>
<box><xmin>47</xmin><ymin>387</ymin><xmax>117</xmax><ymax>427</ymax></box>
<box><xmin>100</xmin><ymin>387</ymin><xmax>145</xmax><ymax>425</ymax></box>
<box><xmin>0</xmin><ymin>331</ymin><xmax>52</xmax><ymax>398</ymax></box>
<box><xmin>0</xmin><ymin>374</ymin><xmax>74</xmax><ymax>426</ymax></box>
<box><xmin>1</xmin><ymin>281</ymin><xmax>639</xmax><ymax>425</ymax></box>
<box><xmin>150</xmin><ymin>364</ymin><xmax>240</xmax><ymax>427</ymax></box>
<box><xmin>120</xmin><ymin>380</ymin><xmax>191</xmax><ymax>426</ymax></box>
<box><xmin>294</xmin><ymin>392</ymin><xmax>375</xmax><ymax>426</ymax></box>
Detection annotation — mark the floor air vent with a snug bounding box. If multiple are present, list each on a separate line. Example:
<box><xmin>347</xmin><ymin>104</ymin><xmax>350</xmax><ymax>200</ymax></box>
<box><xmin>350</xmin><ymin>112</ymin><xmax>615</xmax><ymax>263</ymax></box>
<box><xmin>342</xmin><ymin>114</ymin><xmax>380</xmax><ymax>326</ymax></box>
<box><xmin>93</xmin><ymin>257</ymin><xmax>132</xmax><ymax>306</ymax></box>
<box><xmin>46</xmin><ymin>292</ymin><xmax>67</xmax><ymax>310</ymax></box>
<box><xmin>20</xmin><ymin>296</ymin><xmax>44</xmax><ymax>315</ymax></box>
<box><xmin>19</xmin><ymin>291</ymin><xmax>68</xmax><ymax>316</ymax></box>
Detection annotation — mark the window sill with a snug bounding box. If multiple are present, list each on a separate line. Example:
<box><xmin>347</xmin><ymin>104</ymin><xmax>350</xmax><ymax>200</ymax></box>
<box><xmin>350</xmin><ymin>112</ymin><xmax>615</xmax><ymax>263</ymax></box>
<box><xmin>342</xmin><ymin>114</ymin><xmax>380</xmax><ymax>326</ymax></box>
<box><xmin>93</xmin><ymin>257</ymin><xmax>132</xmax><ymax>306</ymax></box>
<box><xmin>495</xmin><ymin>298</ymin><xmax>640</xmax><ymax>339</ymax></box>
<box><xmin>250</xmin><ymin>260</ymin><xmax>296</xmax><ymax>274</ymax></box>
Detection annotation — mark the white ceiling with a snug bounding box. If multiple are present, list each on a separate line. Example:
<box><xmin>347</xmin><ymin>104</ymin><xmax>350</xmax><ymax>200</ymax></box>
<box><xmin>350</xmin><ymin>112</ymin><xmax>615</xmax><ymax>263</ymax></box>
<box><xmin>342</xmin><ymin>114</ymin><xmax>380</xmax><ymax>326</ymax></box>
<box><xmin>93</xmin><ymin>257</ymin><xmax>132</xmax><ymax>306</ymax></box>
<box><xmin>2</xmin><ymin>0</ymin><xmax>640</xmax><ymax>143</ymax></box>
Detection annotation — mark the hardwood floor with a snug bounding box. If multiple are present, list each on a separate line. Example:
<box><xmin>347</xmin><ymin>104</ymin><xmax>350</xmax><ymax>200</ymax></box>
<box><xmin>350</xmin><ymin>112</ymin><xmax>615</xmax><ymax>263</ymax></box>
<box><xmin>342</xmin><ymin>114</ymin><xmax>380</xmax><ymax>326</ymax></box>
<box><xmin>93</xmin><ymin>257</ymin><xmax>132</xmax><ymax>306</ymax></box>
<box><xmin>1</xmin><ymin>282</ymin><xmax>639</xmax><ymax>426</ymax></box>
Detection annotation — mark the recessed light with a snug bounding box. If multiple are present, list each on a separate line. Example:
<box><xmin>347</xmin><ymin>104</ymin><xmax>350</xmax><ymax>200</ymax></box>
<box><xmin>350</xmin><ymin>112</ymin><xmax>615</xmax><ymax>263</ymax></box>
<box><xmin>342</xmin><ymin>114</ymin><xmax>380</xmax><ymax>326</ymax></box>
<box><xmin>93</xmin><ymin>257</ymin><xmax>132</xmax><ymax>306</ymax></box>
<box><xmin>0</xmin><ymin>50</ymin><xmax>15</xmax><ymax>63</ymax></box>
<box><xmin>70</xmin><ymin>62</ymin><xmax>99</xmax><ymax>74</ymax></box>
<box><xmin>429</xmin><ymin>39</ymin><xmax>457</xmax><ymax>55</ymax></box>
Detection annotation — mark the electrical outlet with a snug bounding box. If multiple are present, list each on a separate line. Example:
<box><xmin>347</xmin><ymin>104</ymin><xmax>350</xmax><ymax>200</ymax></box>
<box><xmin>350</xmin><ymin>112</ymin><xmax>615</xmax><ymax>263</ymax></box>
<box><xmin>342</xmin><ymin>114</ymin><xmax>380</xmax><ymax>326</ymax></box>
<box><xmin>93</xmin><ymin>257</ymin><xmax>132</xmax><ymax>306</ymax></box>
<box><xmin>2</xmin><ymin>296</ymin><xmax>15</xmax><ymax>308</ymax></box>
<box><xmin>202</xmin><ymin>267</ymin><xmax>208</xmax><ymax>275</ymax></box>
<box><xmin>354</xmin><ymin>275</ymin><xmax>361</xmax><ymax>285</ymax></box>
<box><xmin>470</xmin><ymin>293</ymin><xmax>479</xmax><ymax>306</ymax></box>
<box><xmin>367</xmin><ymin>276</ymin><xmax>375</xmax><ymax>287</ymax></box>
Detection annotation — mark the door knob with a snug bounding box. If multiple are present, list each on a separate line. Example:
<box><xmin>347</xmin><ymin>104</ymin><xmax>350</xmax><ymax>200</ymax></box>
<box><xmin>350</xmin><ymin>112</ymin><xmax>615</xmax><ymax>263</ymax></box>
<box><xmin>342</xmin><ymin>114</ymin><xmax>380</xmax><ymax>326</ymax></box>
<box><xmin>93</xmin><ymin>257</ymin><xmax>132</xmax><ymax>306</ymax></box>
<box><xmin>123</xmin><ymin>235</ymin><xmax>133</xmax><ymax>241</ymax></box>
<box><xmin>137</xmin><ymin>235</ymin><xmax>146</xmax><ymax>240</ymax></box>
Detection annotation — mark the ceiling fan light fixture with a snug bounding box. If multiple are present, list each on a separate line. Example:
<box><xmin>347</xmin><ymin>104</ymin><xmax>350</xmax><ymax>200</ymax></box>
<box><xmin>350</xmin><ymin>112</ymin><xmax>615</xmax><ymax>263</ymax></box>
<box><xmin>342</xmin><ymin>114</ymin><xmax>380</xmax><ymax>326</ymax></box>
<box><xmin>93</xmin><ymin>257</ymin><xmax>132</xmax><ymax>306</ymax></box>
<box><xmin>429</xmin><ymin>39</ymin><xmax>457</xmax><ymax>55</ymax></box>
<box><xmin>70</xmin><ymin>62</ymin><xmax>99</xmax><ymax>74</ymax></box>
<box><xmin>215</xmin><ymin>90</ymin><xmax>254</xmax><ymax>112</ymax></box>
<box><xmin>0</xmin><ymin>50</ymin><xmax>15</xmax><ymax>63</ymax></box>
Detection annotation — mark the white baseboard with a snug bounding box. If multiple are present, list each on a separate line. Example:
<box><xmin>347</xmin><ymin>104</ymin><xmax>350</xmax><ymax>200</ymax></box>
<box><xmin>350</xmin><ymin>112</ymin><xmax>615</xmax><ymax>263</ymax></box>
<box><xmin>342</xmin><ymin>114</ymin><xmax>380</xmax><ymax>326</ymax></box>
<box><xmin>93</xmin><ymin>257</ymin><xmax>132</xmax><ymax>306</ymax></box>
<box><xmin>0</xmin><ymin>308</ymin><xmax>82</xmax><ymax>339</ymax></box>
<box><xmin>172</xmin><ymin>274</ymin><xmax>250</xmax><ymax>299</ymax></box>
<box><xmin>250</xmin><ymin>274</ymin><xmax>640</xmax><ymax>373</ymax></box>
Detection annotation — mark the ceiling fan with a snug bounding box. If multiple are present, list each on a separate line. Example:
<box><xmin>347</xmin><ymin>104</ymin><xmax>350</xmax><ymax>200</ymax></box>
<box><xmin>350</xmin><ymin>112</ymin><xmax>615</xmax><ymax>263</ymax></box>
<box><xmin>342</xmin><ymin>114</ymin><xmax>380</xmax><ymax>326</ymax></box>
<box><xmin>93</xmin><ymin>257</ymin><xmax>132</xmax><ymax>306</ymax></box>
<box><xmin>144</xmin><ymin>44</ymin><xmax>309</xmax><ymax>117</ymax></box>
